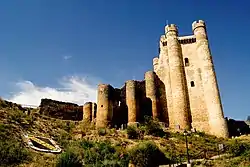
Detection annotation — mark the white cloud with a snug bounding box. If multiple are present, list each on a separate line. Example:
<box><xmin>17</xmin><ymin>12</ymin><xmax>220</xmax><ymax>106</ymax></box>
<box><xmin>7</xmin><ymin>75</ymin><xmax>98</xmax><ymax>107</ymax></box>
<box><xmin>63</xmin><ymin>55</ymin><xmax>72</xmax><ymax>60</ymax></box>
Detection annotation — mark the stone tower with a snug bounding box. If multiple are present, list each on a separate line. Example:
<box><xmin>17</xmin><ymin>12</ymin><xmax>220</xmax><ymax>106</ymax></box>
<box><xmin>153</xmin><ymin>20</ymin><xmax>229</xmax><ymax>138</ymax></box>
<box><xmin>95</xmin><ymin>19</ymin><xmax>229</xmax><ymax>138</ymax></box>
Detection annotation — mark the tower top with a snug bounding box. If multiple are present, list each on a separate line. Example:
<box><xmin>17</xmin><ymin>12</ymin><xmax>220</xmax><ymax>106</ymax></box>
<box><xmin>165</xmin><ymin>24</ymin><xmax>178</xmax><ymax>34</ymax></box>
<box><xmin>192</xmin><ymin>20</ymin><xmax>206</xmax><ymax>31</ymax></box>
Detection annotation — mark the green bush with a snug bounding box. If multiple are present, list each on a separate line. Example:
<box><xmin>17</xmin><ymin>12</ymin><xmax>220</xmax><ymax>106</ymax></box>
<box><xmin>80</xmin><ymin>140</ymin><xmax>129</xmax><ymax>167</ymax></box>
<box><xmin>0</xmin><ymin>124</ymin><xmax>31</xmax><ymax>166</ymax></box>
<box><xmin>129</xmin><ymin>141</ymin><xmax>169</xmax><ymax>167</ymax></box>
<box><xmin>140</xmin><ymin>116</ymin><xmax>166</xmax><ymax>137</ymax></box>
<box><xmin>56</xmin><ymin>148</ymin><xmax>82</xmax><ymax>167</ymax></box>
<box><xmin>126</xmin><ymin>126</ymin><xmax>140</xmax><ymax>139</ymax></box>
<box><xmin>227</xmin><ymin>140</ymin><xmax>250</xmax><ymax>157</ymax></box>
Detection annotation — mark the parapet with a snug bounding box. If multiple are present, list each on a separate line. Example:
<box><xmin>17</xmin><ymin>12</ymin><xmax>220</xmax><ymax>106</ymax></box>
<box><xmin>165</xmin><ymin>24</ymin><xmax>178</xmax><ymax>35</ymax></box>
<box><xmin>192</xmin><ymin>20</ymin><xmax>206</xmax><ymax>31</ymax></box>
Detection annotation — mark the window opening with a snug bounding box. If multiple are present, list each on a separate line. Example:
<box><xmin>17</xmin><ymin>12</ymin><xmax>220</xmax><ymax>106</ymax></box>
<box><xmin>191</xmin><ymin>81</ymin><xmax>195</xmax><ymax>87</ymax></box>
<box><xmin>184</xmin><ymin>58</ymin><xmax>189</xmax><ymax>66</ymax></box>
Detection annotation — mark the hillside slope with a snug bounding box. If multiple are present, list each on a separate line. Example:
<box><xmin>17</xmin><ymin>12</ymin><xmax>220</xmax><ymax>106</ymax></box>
<box><xmin>0</xmin><ymin>99</ymin><xmax>250</xmax><ymax>167</ymax></box>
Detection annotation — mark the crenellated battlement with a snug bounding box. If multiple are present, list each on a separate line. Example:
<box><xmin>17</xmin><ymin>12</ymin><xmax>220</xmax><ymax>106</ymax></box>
<box><xmin>165</xmin><ymin>24</ymin><xmax>178</xmax><ymax>34</ymax></box>
<box><xmin>178</xmin><ymin>35</ymin><xmax>196</xmax><ymax>44</ymax></box>
<box><xmin>192</xmin><ymin>20</ymin><xmax>206</xmax><ymax>31</ymax></box>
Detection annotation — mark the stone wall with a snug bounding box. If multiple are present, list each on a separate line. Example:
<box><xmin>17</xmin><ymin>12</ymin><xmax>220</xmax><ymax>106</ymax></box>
<box><xmin>39</xmin><ymin>98</ymin><xmax>83</xmax><ymax>121</ymax></box>
<box><xmin>95</xmin><ymin>78</ymin><xmax>164</xmax><ymax>129</ymax></box>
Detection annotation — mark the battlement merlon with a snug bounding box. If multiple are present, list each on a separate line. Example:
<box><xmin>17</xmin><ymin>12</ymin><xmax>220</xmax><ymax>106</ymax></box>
<box><xmin>192</xmin><ymin>20</ymin><xmax>206</xmax><ymax>31</ymax></box>
<box><xmin>192</xmin><ymin>20</ymin><xmax>208</xmax><ymax>40</ymax></box>
<box><xmin>165</xmin><ymin>24</ymin><xmax>178</xmax><ymax>36</ymax></box>
<box><xmin>159</xmin><ymin>35</ymin><xmax>167</xmax><ymax>48</ymax></box>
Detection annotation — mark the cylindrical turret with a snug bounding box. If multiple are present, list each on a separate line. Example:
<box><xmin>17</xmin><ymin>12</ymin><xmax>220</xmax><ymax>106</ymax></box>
<box><xmin>159</xmin><ymin>34</ymin><xmax>173</xmax><ymax>126</ymax></box>
<box><xmin>96</xmin><ymin>84</ymin><xmax>113</xmax><ymax>128</ymax></box>
<box><xmin>83</xmin><ymin>102</ymin><xmax>92</xmax><ymax>122</ymax></box>
<box><xmin>145</xmin><ymin>71</ymin><xmax>160</xmax><ymax>120</ymax></box>
<box><xmin>92</xmin><ymin>102</ymin><xmax>97</xmax><ymax>123</ymax></box>
<box><xmin>192</xmin><ymin>20</ymin><xmax>229</xmax><ymax>138</ymax></box>
<box><xmin>126</xmin><ymin>80</ymin><xmax>138</xmax><ymax>123</ymax></box>
<box><xmin>165</xmin><ymin>24</ymin><xmax>191</xmax><ymax>130</ymax></box>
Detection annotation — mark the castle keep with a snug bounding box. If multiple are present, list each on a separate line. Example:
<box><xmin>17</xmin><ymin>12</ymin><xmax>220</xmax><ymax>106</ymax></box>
<box><xmin>85</xmin><ymin>20</ymin><xmax>229</xmax><ymax>138</ymax></box>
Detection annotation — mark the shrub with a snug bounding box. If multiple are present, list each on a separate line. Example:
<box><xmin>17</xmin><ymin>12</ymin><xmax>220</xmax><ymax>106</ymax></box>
<box><xmin>129</xmin><ymin>141</ymin><xmax>169</xmax><ymax>167</ymax></box>
<box><xmin>54</xmin><ymin>129</ymin><xmax>72</xmax><ymax>148</ymax></box>
<box><xmin>227</xmin><ymin>140</ymin><xmax>250</xmax><ymax>157</ymax></box>
<box><xmin>140</xmin><ymin>116</ymin><xmax>165</xmax><ymax>137</ymax></box>
<box><xmin>127</xmin><ymin>126</ymin><xmax>140</xmax><ymax>139</ymax></box>
<box><xmin>79</xmin><ymin>140</ymin><xmax>129</xmax><ymax>167</ymax></box>
<box><xmin>63</xmin><ymin>121</ymin><xmax>75</xmax><ymax>133</ymax></box>
<box><xmin>56</xmin><ymin>148</ymin><xmax>82</xmax><ymax>167</ymax></box>
<box><xmin>0</xmin><ymin>124</ymin><xmax>31</xmax><ymax>166</ymax></box>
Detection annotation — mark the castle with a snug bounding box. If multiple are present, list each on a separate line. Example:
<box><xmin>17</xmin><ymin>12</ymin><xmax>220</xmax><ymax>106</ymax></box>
<box><xmin>82</xmin><ymin>20</ymin><xmax>229</xmax><ymax>138</ymax></box>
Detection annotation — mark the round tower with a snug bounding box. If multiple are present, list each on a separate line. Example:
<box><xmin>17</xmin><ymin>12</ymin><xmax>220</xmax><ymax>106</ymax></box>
<box><xmin>165</xmin><ymin>24</ymin><xmax>191</xmax><ymax>130</ymax></box>
<box><xmin>192</xmin><ymin>20</ymin><xmax>229</xmax><ymax>138</ymax></box>
<box><xmin>126</xmin><ymin>80</ymin><xmax>138</xmax><ymax>124</ymax></box>
<box><xmin>83</xmin><ymin>102</ymin><xmax>92</xmax><ymax>122</ymax></box>
<box><xmin>96</xmin><ymin>84</ymin><xmax>113</xmax><ymax>128</ymax></box>
<box><xmin>145</xmin><ymin>71</ymin><xmax>160</xmax><ymax>120</ymax></box>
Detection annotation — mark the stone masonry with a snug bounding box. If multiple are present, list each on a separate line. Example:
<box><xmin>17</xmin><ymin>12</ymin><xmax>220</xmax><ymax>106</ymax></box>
<box><xmin>94</xmin><ymin>20</ymin><xmax>229</xmax><ymax>138</ymax></box>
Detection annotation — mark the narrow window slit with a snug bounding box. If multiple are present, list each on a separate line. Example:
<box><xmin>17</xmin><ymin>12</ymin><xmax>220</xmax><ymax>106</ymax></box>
<box><xmin>191</xmin><ymin>81</ymin><xmax>195</xmax><ymax>87</ymax></box>
<box><xmin>184</xmin><ymin>58</ymin><xmax>189</xmax><ymax>66</ymax></box>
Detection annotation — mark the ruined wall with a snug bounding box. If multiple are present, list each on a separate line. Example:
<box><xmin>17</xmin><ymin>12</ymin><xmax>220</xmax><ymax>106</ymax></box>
<box><xmin>179</xmin><ymin>36</ymin><xmax>209</xmax><ymax>133</ymax></box>
<box><xmin>39</xmin><ymin>98</ymin><xmax>83</xmax><ymax>120</ymax></box>
<box><xmin>136</xmin><ymin>80</ymin><xmax>153</xmax><ymax>122</ymax></box>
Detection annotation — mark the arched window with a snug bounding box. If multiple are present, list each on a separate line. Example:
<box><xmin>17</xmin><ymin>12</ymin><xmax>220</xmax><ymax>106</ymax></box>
<box><xmin>184</xmin><ymin>58</ymin><xmax>189</xmax><ymax>67</ymax></box>
<box><xmin>191</xmin><ymin>81</ymin><xmax>195</xmax><ymax>87</ymax></box>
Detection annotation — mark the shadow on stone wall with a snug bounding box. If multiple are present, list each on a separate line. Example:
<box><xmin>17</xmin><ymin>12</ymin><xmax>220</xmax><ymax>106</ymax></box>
<box><xmin>109</xmin><ymin>81</ymin><xmax>156</xmax><ymax>128</ymax></box>
<box><xmin>155</xmin><ymin>75</ymin><xmax>169</xmax><ymax>125</ymax></box>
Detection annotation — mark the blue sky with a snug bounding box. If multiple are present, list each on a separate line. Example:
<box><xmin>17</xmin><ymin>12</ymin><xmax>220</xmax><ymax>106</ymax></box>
<box><xmin>0</xmin><ymin>0</ymin><xmax>249</xmax><ymax>120</ymax></box>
